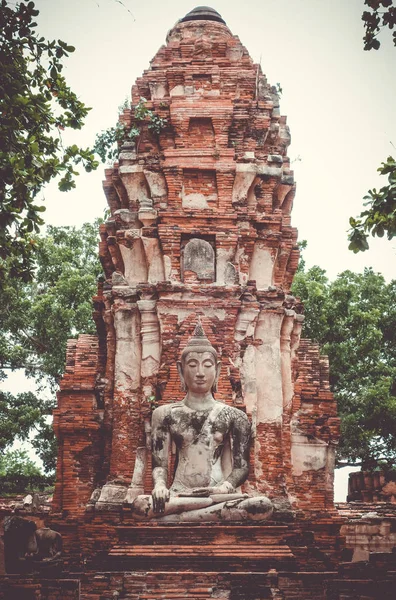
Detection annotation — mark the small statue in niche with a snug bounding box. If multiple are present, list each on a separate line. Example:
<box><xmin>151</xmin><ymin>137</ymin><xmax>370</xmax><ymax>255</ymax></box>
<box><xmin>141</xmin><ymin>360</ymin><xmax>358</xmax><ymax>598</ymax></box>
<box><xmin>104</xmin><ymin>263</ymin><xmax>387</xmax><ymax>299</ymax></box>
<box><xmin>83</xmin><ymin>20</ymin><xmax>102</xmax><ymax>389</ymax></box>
<box><xmin>183</xmin><ymin>238</ymin><xmax>215</xmax><ymax>281</ymax></box>
<box><xmin>130</xmin><ymin>321</ymin><xmax>273</xmax><ymax>522</ymax></box>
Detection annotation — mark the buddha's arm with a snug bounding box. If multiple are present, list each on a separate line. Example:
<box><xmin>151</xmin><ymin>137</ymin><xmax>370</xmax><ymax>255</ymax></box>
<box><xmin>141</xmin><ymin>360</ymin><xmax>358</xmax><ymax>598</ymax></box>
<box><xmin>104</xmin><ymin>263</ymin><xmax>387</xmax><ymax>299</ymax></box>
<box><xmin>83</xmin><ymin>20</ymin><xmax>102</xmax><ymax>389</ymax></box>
<box><xmin>151</xmin><ymin>405</ymin><xmax>171</xmax><ymax>513</ymax></box>
<box><xmin>225</xmin><ymin>409</ymin><xmax>251</xmax><ymax>490</ymax></box>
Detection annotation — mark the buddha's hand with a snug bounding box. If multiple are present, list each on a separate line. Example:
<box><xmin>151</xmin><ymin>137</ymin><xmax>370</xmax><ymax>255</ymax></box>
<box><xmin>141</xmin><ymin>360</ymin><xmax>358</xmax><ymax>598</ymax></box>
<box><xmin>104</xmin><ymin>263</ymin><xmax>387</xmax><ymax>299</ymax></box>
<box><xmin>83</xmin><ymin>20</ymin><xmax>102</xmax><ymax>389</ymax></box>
<box><xmin>187</xmin><ymin>481</ymin><xmax>236</xmax><ymax>497</ymax></box>
<box><xmin>151</xmin><ymin>483</ymin><xmax>170</xmax><ymax>514</ymax></box>
<box><xmin>210</xmin><ymin>481</ymin><xmax>236</xmax><ymax>495</ymax></box>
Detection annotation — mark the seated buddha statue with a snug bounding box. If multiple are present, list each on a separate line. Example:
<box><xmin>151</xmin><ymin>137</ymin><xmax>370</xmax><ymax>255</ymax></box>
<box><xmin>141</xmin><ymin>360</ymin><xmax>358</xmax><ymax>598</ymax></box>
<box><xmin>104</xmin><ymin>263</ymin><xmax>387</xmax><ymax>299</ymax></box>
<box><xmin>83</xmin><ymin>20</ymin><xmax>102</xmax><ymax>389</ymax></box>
<box><xmin>129</xmin><ymin>321</ymin><xmax>273</xmax><ymax>522</ymax></box>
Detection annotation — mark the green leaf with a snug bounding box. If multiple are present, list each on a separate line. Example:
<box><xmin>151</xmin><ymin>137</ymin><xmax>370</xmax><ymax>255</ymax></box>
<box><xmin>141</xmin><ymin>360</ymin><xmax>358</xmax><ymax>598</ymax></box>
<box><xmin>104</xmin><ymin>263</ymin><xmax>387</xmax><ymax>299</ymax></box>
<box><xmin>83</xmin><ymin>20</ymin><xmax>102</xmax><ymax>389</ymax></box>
<box><xmin>349</xmin><ymin>155</ymin><xmax>396</xmax><ymax>252</ymax></box>
<box><xmin>376</xmin><ymin>224</ymin><xmax>385</xmax><ymax>237</ymax></box>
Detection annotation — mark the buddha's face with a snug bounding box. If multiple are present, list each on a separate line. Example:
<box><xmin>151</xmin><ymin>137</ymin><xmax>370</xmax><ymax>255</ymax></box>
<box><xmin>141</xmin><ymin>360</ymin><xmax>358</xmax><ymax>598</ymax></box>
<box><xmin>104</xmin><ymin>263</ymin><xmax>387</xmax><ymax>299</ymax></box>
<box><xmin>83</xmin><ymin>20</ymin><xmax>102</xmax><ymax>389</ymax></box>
<box><xmin>180</xmin><ymin>351</ymin><xmax>220</xmax><ymax>395</ymax></box>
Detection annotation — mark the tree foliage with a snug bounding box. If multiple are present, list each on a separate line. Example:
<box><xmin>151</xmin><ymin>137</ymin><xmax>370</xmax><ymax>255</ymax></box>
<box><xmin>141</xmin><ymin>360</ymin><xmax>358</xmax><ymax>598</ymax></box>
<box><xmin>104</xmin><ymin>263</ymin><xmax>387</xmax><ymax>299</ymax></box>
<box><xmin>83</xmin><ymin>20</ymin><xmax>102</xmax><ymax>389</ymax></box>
<box><xmin>0</xmin><ymin>1</ymin><xmax>98</xmax><ymax>285</ymax></box>
<box><xmin>0</xmin><ymin>449</ymin><xmax>42</xmax><ymax>478</ymax></box>
<box><xmin>362</xmin><ymin>0</ymin><xmax>396</xmax><ymax>51</ymax></box>
<box><xmin>1</xmin><ymin>221</ymin><xmax>102</xmax><ymax>383</ymax></box>
<box><xmin>348</xmin><ymin>2</ymin><xmax>396</xmax><ymax>251</ymax></box>
<box><xmin>0</xmin><ymin>221</ymin><xmax>102</xmax><ymax>471</ymax></box>
<box><xmin>0</xmin><ymin>449</ymin><xmax>54</xmax><ymax>494</ymax></box>
<box><xmin>348</xmin><ymin>156</ymin><xmax>396</xmax><ymax>252</ymax></box>
<box><xmin>94</xmin><ymin>97</ymin><xmax>167</xmax><ymax>164</ymax></box>
<box><xmin>0</xmin><ymin>391</ymin><xmax>47</xmax><ymax>451</ymax></box>
<box><xmin>292</xmin><ymin>266</ymin><xmax>396</xmax><ymax>470</ymax></box>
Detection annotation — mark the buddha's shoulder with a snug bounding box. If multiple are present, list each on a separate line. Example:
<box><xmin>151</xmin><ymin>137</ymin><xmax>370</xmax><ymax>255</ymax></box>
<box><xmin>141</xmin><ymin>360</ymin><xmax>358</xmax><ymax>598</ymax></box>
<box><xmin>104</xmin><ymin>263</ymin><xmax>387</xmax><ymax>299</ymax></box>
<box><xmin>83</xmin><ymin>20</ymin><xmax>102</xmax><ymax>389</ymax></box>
<box><xmin>152</xmin><ymin>402</ymin><xmax>184</xmax><ymax>419</ymax></box>
<box><xmin>151</xmin><ymin>403</ymin><xmax>173</xmax><ymax>421</ymax></box>
<box><xmin>217</xmin><ymin>403</ymin><xmax>250</xmax><ymax>425</ymax></box>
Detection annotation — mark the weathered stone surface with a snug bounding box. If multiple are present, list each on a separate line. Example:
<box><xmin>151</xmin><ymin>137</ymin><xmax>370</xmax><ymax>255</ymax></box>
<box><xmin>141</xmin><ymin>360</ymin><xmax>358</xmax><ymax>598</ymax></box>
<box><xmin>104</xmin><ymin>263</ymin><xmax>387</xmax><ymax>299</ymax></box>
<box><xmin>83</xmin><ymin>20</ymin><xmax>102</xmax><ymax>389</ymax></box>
<box><xmin>182</xmin><ymin>238</ymin><xmax>215</xmax><ymax>281</ymax></box>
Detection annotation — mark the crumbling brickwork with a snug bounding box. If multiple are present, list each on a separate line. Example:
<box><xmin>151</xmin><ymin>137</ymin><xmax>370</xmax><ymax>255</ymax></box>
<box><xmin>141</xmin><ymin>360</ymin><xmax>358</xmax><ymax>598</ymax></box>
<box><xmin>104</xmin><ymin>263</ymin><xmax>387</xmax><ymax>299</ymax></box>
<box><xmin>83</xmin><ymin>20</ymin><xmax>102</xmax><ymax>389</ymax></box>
<box><xmin>53</xmin><ymin>5</ymin><xmax>339</xmax><ymax>516</ymax></box>
<box><xmin>52</xmin><ymin>335</ymin><xmax>103</xmax><ymax>517</ymax></box>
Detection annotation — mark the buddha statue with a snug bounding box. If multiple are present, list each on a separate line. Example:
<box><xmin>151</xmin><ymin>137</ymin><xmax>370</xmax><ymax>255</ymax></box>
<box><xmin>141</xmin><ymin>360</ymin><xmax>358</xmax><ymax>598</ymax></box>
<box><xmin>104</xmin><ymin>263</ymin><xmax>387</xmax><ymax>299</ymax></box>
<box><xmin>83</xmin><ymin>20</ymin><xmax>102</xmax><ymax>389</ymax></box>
<box><xmin>129</xmin><ymin>321</ymin><xmax>273</xmax><ymax>522</ymax></box>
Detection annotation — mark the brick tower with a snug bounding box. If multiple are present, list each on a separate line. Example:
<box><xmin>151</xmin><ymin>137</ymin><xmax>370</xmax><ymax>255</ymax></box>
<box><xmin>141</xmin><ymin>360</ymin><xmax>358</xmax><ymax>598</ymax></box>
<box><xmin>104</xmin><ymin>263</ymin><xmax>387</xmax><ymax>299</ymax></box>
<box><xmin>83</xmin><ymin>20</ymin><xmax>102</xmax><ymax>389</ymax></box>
<box><xmin>53</xmin><ymin>5</ymin><xmax>339</xmax><ymax>519</ymax></box>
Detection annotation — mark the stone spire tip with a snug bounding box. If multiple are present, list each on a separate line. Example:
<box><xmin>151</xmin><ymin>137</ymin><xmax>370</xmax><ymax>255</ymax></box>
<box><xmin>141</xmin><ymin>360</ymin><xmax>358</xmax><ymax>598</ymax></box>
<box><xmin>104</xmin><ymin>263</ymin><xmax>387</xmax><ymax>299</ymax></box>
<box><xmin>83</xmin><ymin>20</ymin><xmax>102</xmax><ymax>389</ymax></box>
<box><xmin>181</xmin><ymin>6</ymin><xmax>226</xmax><ymax>25</ymax></box>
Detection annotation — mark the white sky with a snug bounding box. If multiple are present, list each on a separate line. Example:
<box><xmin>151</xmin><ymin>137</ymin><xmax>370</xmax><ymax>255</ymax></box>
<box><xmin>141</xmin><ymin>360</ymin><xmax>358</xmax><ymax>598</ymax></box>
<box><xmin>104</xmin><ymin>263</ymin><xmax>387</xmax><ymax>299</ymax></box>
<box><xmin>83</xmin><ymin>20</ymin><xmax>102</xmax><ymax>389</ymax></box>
<box><xmin>9</xmin><ymin>0</ymin><xmax>396</xmax><ymax>499</ymax></box>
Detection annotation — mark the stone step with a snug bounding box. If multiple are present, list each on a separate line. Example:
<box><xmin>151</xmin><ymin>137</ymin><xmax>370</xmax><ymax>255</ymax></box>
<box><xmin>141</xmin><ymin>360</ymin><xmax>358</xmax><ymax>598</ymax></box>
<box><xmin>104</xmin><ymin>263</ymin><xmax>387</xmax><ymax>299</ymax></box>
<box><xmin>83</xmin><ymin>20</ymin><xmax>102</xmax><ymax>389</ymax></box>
<box><xmin>109</xmin><ymin>543</ymin><xmax>294</xmax><ymax>559</ymax></box>
<box><xmin>116</xmin><ymin>524</ymin><xmax>290</xmax><ymax>546</ymax></box>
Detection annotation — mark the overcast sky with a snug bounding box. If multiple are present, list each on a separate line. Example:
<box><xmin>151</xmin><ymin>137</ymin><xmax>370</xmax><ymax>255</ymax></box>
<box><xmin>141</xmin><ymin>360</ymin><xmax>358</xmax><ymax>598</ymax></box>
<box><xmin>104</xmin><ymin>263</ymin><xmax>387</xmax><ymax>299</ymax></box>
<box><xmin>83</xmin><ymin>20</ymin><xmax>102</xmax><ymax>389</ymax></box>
<box><xmin>33</xmin><ymin>0</ymin><xmax>396</xmax><ymax>281</ymax></box>
<box><xmin>10</xmin><ymin>0</ymin><xmax>395</xmax><ymax>498</ymax></box>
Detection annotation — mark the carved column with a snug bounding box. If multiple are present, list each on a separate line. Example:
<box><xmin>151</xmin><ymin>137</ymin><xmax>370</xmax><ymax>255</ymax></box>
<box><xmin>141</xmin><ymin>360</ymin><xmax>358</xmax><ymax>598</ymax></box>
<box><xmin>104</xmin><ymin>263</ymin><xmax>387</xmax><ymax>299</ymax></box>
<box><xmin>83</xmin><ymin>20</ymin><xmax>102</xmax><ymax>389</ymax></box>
<box><xmin>290</xmin><ymin>314</ymin><xmax>304</xmax><ymax>367</ymax></box>
<box><xmin>255</xmin><ymin>309</ymin><xmax>284</xmax><ymax>422</ymax></box>
<box><xmin>101</xmin><ymin>294</ymin><xmax>116</xmax><ymax>480</ymax></box>
<box><xmin>235</xmin><ymin>302</ymin><xmax>259</xmax><ymax>417</ymax></box>
<box><xmin>97</xmin><ymin>290</ymin><xmax>142</xmax><ymax>507</ymax></box>
<box><xmin>254</xmin><ymin>308</ymin><xmax>285</xmax><ymax>492</ymax></box>
<box><xmin>137</xmin><ymin>299</ymin><xmax>161</xmax><ymax>379</ymax></box>
<box><xmin>137</xmin><ymin>295</ymin><xmax>161</xmax><ymax>487</ymax></box>
<box><xmin>280</xmin><ymin>308</ymin><xmax>296</xmax><ymax>493</ymax></box>
<box><xmin>280</xmin><ymin>309</ymin><xmax>295</xmax><ymax>412</ymax></box>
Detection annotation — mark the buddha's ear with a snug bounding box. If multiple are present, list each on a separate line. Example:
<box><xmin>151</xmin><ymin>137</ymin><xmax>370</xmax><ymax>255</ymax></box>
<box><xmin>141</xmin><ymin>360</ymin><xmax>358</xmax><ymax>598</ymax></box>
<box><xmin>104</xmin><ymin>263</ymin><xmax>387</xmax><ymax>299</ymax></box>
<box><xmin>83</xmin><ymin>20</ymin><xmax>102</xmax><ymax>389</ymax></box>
<box><xmin>177</xmin><ymin>360</ymin><xmax>186</xmax><ymax>392</ymax></box>
<box><xmin>212</xmin><ymin>360</ymin><xmax>221</xmax><ymax>393</ymax></box>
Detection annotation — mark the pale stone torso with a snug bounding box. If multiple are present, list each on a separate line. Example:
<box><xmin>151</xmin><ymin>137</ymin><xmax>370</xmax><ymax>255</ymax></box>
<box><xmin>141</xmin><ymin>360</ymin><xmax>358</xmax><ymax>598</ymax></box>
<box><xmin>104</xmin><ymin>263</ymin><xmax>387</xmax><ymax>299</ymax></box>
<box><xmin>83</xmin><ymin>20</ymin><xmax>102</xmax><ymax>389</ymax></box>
<box><xmin>169</xmin><ymin>402</ymin><xmax>230</xmax><ymax>493</ymax></box>
<box><xmin>151</xmin><ymin>400</ymin><xmax>250</xmax><ymax>494</ymax></box>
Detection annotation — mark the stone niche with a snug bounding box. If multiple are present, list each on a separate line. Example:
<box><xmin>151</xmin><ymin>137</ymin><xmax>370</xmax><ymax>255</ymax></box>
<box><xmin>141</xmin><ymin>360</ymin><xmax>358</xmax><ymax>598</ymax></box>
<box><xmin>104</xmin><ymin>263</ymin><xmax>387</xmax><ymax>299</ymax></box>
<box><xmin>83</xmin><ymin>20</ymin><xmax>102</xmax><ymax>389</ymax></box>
<box><xmin>181</xmin><ymin>236</ymin><xmax>216</xmax><ymax>282</ymax></box>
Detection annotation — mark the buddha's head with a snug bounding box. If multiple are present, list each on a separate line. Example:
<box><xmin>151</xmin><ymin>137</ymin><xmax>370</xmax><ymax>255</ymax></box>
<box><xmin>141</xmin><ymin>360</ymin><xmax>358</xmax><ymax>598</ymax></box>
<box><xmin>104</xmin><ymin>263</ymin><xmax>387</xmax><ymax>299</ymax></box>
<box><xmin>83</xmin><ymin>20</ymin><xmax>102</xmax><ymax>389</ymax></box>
<box><xmin>177</xmin><ymin>320</ymin><xmax>221</xmax><ymax>395</ymax></box>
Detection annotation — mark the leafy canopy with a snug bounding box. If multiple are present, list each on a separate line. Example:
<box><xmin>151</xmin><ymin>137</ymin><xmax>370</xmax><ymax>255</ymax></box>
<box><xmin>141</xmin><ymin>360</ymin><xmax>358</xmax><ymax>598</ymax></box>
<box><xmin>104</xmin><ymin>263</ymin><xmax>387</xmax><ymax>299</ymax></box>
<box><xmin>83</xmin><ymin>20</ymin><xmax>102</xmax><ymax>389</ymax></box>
<box><xmin>292</xmin><ymin>265</ymin><xmax>396</xmax><ymax>470</ymax></box>
<box><xmin>0</xmin><ymin>1</ymin><xmax>98</xmax><ymax>285</ymax></box>
<box><xmin>0</xmin><ymin>449</ymin><xmax>54</xmax><ymax>494</ymax></box>
<box><xmin>348</xmin><ymin>2</ymin><xmax>396</xmax><ymax>251</ymax></box>
<box><xmin>0</xmin><ymin>221</ymin><xmax>102</xmax><ymax>471</ymax></box>
<box><xmin>348</xmin><ymin>156</ymin><xmax>396</xmax><ymax>252</ymax></box>
<box><xmin>362</xmin><ymin>0</ymin><xmax>396</xmax><ymax>51</ymax></box>
<box><xmin>0</xmin><ymin>449</ymin><xmax>42</xmax><ymax>478</ymax></box>
<box><xmin>1</xmin><ymin>221</ymin><xmax>102</xmax><ymax>384</ymax></box>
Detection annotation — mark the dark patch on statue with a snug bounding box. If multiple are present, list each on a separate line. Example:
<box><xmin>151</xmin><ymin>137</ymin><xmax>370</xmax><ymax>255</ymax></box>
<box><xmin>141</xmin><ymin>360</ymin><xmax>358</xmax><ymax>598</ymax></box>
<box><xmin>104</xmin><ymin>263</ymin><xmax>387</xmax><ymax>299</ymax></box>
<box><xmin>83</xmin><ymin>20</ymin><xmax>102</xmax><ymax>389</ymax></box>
<box><xmin>190</xmin><ymin>411</ymin><xmax>211</xmax><ymax>435</ymax></box>
<box><xmin>153</xmin><ymin>434</ymin><xmax>165</xmax><ymax>452</ymax></box>
<box><xmin>172</xmin><ymin>431</ymin><xmax>184</xmax><ymax>450</ymax></box>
